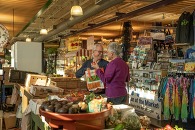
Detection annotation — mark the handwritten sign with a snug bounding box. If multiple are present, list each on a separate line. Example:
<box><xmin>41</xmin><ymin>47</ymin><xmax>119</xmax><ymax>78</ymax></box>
<box><xmin>129</xmin><ymin>92</ymin><xmax>162</xmax><ymax>120</ymax></box>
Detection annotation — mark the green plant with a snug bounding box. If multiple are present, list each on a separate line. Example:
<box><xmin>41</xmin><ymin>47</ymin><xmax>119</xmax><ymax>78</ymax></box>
<box><xmin>46</xmin><ymin>48</ymin><xmax>57</xmax><ymax>54</ymax></box>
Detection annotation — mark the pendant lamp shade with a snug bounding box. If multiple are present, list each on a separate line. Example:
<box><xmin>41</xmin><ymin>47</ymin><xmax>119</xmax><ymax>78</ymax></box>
<box><xmin>40</xmin><ymin>28</ymin><xmax>48</xmax><ymax>35</ymax></box>
<box><xmin>26</xmin><ymin>37</ymin><xmax>31</xmax><ymax>42</ymax></box>
<box><xmin>71</xmin><ymin>5</ymin><xmax>83</xmax><ymax>16</ymax></box>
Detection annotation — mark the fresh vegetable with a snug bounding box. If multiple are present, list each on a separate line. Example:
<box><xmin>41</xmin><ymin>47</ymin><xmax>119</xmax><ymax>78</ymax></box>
<box><xmin>114</xmin><ymin>123</ymin><xmax>124</xmax><ymax>130</ymax></box>
<box><xmin>84</xmin><ymin>92</ymin><xmax>95</xmax><ymax>103</ymax></box>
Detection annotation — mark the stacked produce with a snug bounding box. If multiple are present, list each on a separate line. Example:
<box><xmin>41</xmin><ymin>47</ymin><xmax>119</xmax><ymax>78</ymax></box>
<box><xmin>40</xmin><ymin>99</ymin><xmax>88</xmax><ymax>114</ymax></box>
<box><xmin>106</xmin><ymin>105</ymin><xmax>142</xmax><ymax>130</ymax></box>
<box><xmin>63</xmin><ymin>90</ymin><xmax>89</xmax><ymax>102</ymax></box>
<box><xmin>40</xmin><ymin>92</ymin><xmax>109</xmax><ymax>114</ymax></box>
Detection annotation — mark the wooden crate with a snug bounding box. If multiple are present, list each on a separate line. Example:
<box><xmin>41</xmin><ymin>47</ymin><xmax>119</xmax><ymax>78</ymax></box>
<box><xmin>30</xmin><ymin>85</ymin><xmax>64</xmax><ymax>97</ymax></box>
<box><xmin>49</xmin><ymin>77</ymin><xmax>87</xmax><ymax>91</ymax></box>
<box><xmin>25</xmin><ymin>74</ymin><xmax>47</xmax><ymax>91</ymax></box>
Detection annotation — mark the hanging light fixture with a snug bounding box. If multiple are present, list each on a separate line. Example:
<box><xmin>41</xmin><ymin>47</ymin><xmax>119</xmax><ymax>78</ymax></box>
<box><xmin>40</xmin><ymin>28</ymin><xmax>48</xmax><ymax>34</ymax></box>
<box><xmin>26</xmin><ymin>37</ymin><xmax>31</xmax><ymax>42</ymax></box>
<box><xmin>69</xmin><ymin>15</ymin><xmax>74</xmax><ymax>20</ymax></box>
<box><xmin>40</xmin><ymin>18</ymin><xmax>48</xmax><ymax>34</ymax></box>
<box><xmin>70</xmin><ymin>0</ymin><xmax>83</xmax><ymax>16</ymax></box>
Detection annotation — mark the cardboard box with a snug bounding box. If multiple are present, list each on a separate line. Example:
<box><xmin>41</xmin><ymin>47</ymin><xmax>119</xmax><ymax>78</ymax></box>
<box><xmin>29</xmin><ymin>85</ymin><xmax>64</xmax><ymax>97</ymax></box>
<box><xmin>29</xmin><ymin>99</ymin><xmax>45</xmax><ymax>115</ymax></box>
<box><xmin>10</xmin><ymin>86</ymin><xmax>19</xmax><ymax>105</ymax></box>
<box><xmin>4</xmin><ymin>112</ymin><xmax>16</xmax><ymax>130</ymax></box>
<box><xmin>25</xmin><ymin>74</ymin><xmax>47</xmax><ymax>92</ymax></box>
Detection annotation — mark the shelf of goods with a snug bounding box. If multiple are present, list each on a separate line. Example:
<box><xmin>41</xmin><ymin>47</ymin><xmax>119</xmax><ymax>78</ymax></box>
<box><xmin>129</xmin><ymin>69</ymin><xmax>167</xmax><ymax>120</ymax></box>
<box><xmin>56</xmin><ymin>58</ymin><xmax>65</xmax><ymax>76</ymax></box>
<box><xmin>157</xmin><ymin>51</ymin><xmax>172</xmax><ymax>70</ymax></box>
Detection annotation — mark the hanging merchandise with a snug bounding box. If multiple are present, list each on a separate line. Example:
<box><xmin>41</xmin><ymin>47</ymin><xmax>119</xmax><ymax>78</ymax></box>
<box><xmin>175</xmin><ymin>11</ymin><xmax>191</xmax><ymax>44</ymax></box>
<box><xmin>121</xmin><ymin>21</ymin><xmax>132</xmax><ymax>62</ymax></box>
<box><xmin>192</xmin><ymin>80</ymin><xmax>195</xmax><ymax>118</ymax></box>
<box><xmin>158</xmin><ymin>75</ymin><xmax>195</xmax><ymax>122</ymax></box>
<box><xmin>187</xmin><ymin>77</ymin><xmax>195</xmax><ymax>120</ymax></box>
<box><xmin>164</xmin><ymin>29</ymin><xmax>174</xmax><ymax>45</ymax></box>
<box><xmin>189</xmin><ymin>10</ymin><xmax>195</xmax><ymax>45</ymax></box>
<box><xmin>174</xmin><ymin>78</ymin><xmax>181</xmax><ymax>121</ymax></box>
<box><xmin>163</xmin><ymin>82</ymin><xmax>170</xmax><ymax>120</ymax></box>
<box><xmin>181</xmin><ymin>78</ymin><xmax>188</xmax><ymax>122</ymax></box>
<box><xmin>185</xmin><ymin>46</ymin><xmax>195</xmax><ymax>60</ymax></box>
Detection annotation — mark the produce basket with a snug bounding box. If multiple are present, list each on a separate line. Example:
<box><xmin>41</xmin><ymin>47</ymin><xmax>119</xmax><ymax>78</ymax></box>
<box><xmin>39</xmin><ymin>108</ymin><xmax>111</xmax><ymax>130</ymax></box>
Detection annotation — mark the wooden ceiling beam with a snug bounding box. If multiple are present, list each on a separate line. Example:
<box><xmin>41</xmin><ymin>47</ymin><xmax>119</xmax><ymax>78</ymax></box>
<box><xmin>62</xmin><ymin>0</ymin><xmax>178</xmax><ymax>39</ymax></box>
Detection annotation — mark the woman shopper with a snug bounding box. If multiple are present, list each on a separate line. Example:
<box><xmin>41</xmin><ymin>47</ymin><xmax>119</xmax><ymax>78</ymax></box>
<box><xmin>91</xmin><ymin>42</ymin><xmax>130</xmax><ymax>104</ymax></box>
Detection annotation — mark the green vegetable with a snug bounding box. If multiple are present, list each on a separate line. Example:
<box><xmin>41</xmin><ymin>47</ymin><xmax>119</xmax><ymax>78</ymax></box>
<box><xmin>114</xmin><ymin>123</ymin><xmax>124</xmax><ymax>130</ymax></box>
<box><xmin>85</xmin><ymin>92</ymin><xmax>95</xmax><ymax>103</ymax></box>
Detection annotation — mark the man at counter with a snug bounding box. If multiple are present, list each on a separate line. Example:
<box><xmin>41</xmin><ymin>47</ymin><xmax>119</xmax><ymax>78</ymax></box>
<box><xmin>91</xmin><ymin>42</ymin><xmax>130</xmax><ymax>104</ymax></box>
<box><xmin>75</xmin><ymin>44</ymin><xmax>109</xmax><ymax>93</ymax></box>
<box><xmin>75</xmin><ymin>44</ymin><xmax>108</xmax><ymax>78</ymax></box>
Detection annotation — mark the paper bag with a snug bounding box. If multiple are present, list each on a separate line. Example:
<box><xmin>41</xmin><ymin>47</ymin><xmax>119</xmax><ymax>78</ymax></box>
<box><xmin>85</xmin><ymin>69</ymin><xmax>104</xmax><ymax>91</ymax></box>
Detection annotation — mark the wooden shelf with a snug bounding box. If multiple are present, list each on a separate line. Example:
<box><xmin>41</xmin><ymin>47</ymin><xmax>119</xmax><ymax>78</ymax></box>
<box><xmin>173</xmin><ymin>43</ymin><xmax>190</xmax><ymax>46</ymax></box>
<box><xmin>0</xmin><ymin>52</ymin><xmax>4</xmax><ymax>57</ymax></box>
<box><xmin>130</xmin><ymin>69</ymin><xmax>162</xmax><ymax>72</ymax></box>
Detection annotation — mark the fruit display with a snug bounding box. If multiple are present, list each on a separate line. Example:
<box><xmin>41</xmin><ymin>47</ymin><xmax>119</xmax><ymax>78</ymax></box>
<box><xmin>40</xmin><ymin>92</ymin><xmax>108</xmax><ymax>114</ymax></box>
<box><xmin>63</xmin><ymin>90</ymin><xmax>90</xmax><ymax>102</ymax></box>
<box><xmin>40</xmin><ymin>99</ymin><xmax>88</xmax><ymax>114</ymax></box>
<box><xmin>155</xmin><ymin>125</ymin><xmax>183</xmax><ymax>130</ymax></box>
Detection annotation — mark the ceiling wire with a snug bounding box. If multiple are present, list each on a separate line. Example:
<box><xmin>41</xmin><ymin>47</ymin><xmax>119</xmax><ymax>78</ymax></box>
<box><xmin>13</xmin><ymin>8</ymin><xmax>14</xmax><ymax>37</ymax></box>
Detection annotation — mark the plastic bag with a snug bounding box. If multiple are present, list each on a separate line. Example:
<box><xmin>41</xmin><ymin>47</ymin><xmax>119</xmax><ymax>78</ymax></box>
<box><xmin>121</xmin><ymin>110</ymin><xmax>141</xmax><ymax>130</ymax></box>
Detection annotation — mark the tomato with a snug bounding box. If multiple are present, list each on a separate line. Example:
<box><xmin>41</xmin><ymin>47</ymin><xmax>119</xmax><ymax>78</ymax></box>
<box><xmin>164</xmin><ymin>124</ymin><xmax>172</xmax><ymax>130</ymax></box>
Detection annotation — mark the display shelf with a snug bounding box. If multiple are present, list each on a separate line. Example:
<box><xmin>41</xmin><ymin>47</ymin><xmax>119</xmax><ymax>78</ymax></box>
<box><xmin>158</xmin><ymin>61</ymin><xmax>170</xmax><ymax>63</ymax></box>
<box><xmin>157</xmin><ymin>56</ymin><xmax>172</xmax><ymax>58</ymax></box>
<box><xmin>131</xmin><ymin>76</ymin><xmax>156</xmax><ymax>80</ymax></box>
<box><xmin>173</xmin><ymin>43</ymin><xmax>191</xmax><ymax>46</ymax></box>
<box><xmin>129</xmin><ymin>69</ymin><xmax>167</xmax><ymax>120</ymax></box>
<box><xmin>130</xmin><ymin>69</ymin><xmax>166</xmax><ymax>72</ymax></box>
<box><xmin>168</xmin><ymin>71</ymin><xmax>195</xmax><ymax>74</ymax></box>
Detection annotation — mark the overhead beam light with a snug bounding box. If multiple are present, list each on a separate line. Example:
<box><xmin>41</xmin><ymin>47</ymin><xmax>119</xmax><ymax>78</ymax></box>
<box><xmin>71</xmin><ymin>0</ymin><xmax>83</xmax><ymax>16</ymax></box>
<box><xmin>40</xmin><ymin>28</ymin><xmax>48</xmax><ymax>35</ymax></box>
<box><xmin>40</xmin><ymin>17</ymin><xmax>48</xmax><ymax>35</ymax></box>
<box><xmin>26</xmin><ymin>37</ymin><xmax>31</xmax><ymax>42</ymax></box>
